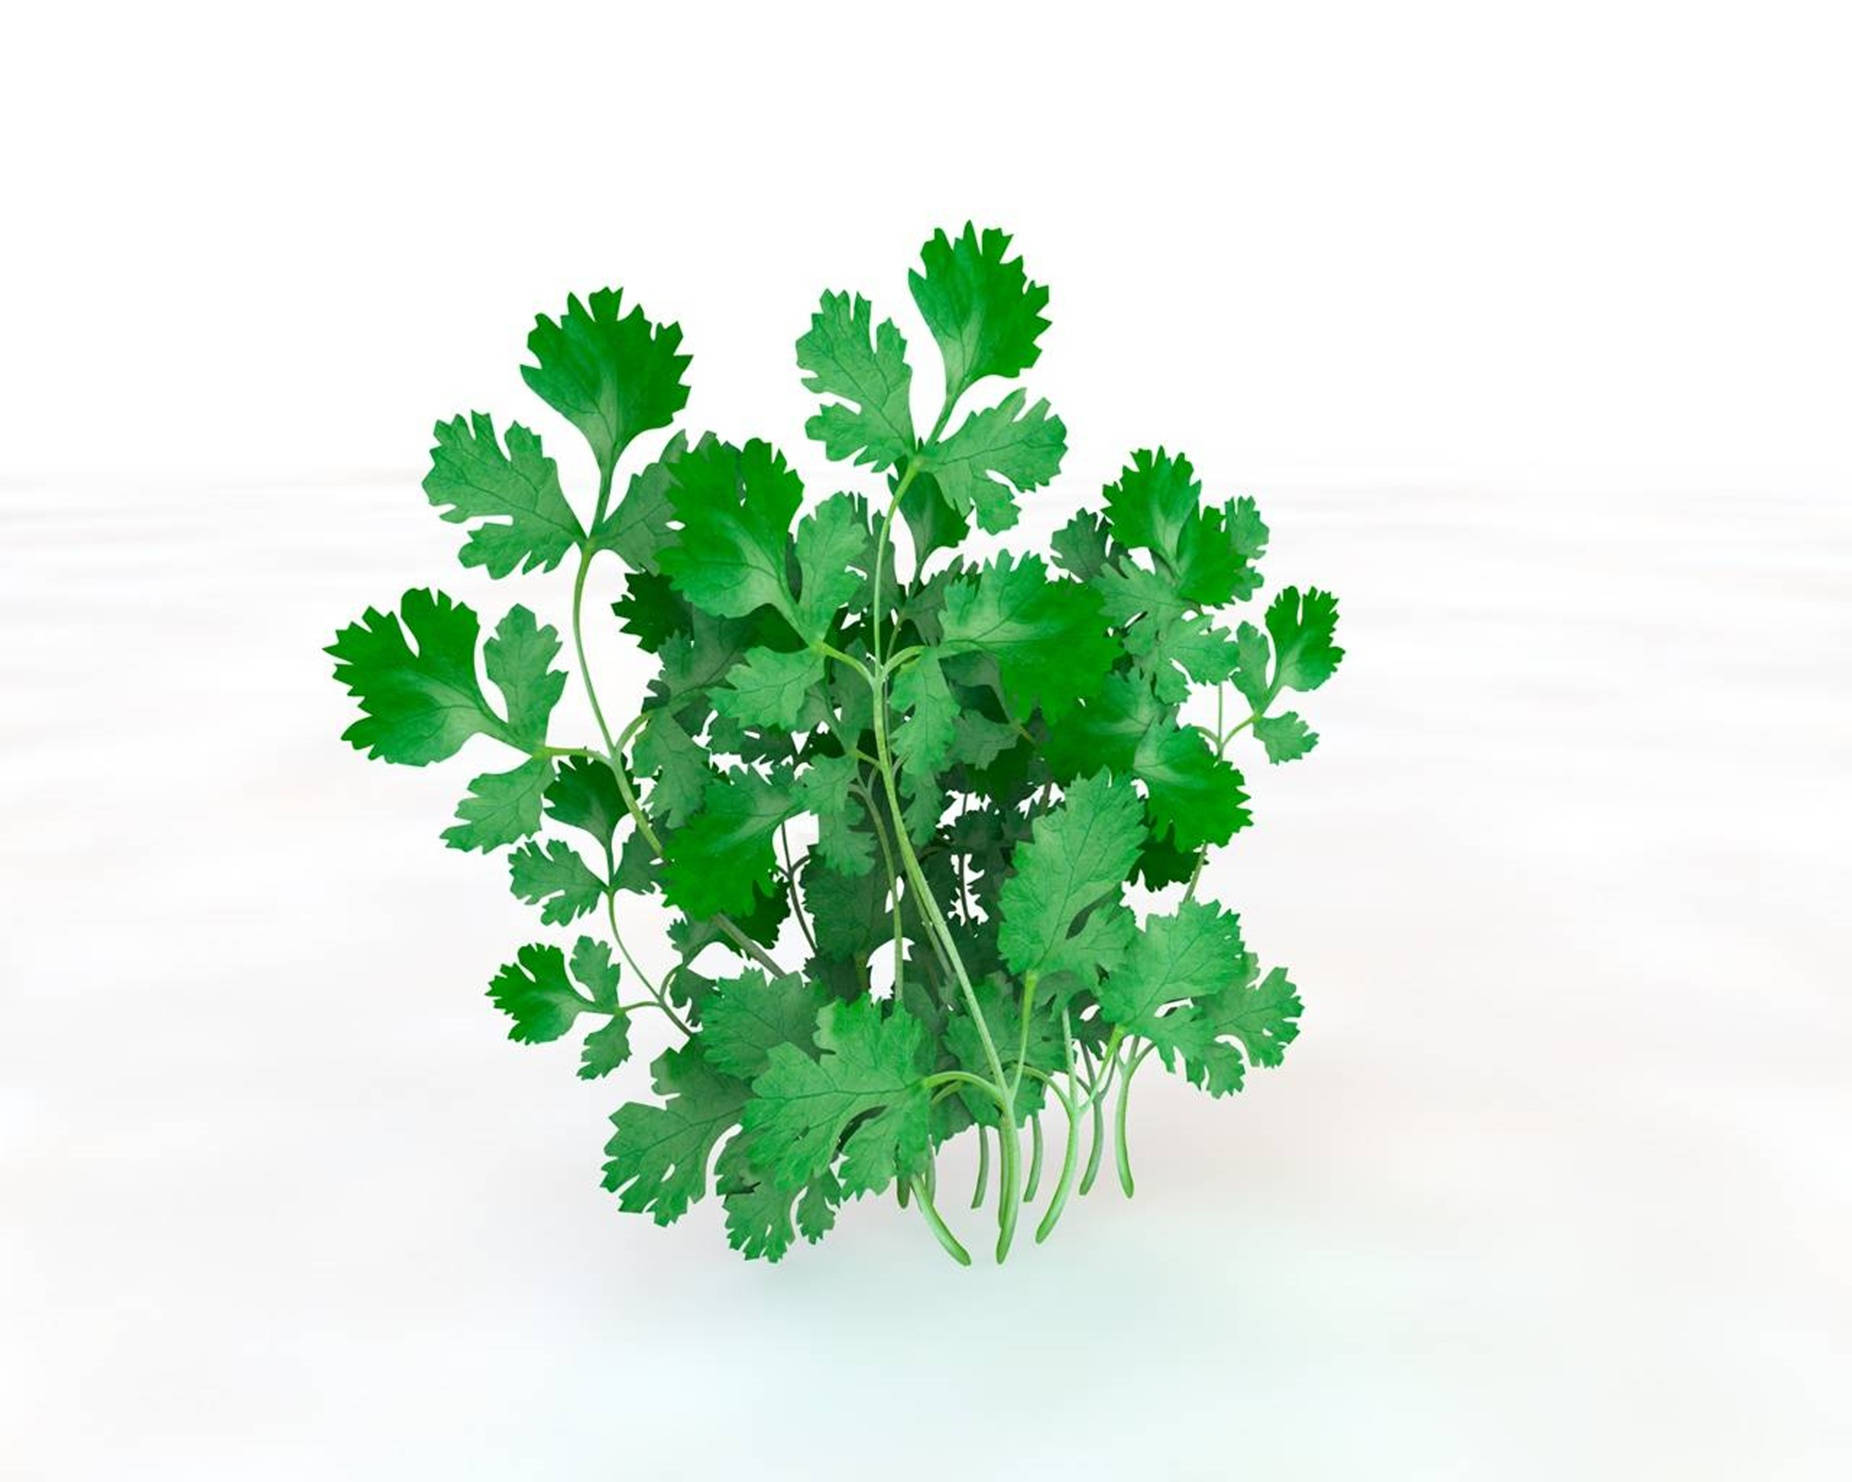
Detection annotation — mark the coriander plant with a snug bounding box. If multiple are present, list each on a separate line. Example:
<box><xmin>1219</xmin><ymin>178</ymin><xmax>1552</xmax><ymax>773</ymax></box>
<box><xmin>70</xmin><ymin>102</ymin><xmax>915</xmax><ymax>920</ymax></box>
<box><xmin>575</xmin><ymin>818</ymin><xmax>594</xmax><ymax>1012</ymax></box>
<box><xmin>328</xmin><ymin>225</ymin><xmax>1344</xmax><ymax>1265</ymax></box>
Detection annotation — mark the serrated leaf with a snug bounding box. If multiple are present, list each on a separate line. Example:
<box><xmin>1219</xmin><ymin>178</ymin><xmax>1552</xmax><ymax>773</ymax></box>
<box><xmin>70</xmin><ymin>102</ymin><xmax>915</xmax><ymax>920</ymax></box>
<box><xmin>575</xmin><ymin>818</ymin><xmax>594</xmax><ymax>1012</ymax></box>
<box><xmin>1230</xmin><ymin>621</ymin><xmax>1272</xmax><ymax>713</ymax></box>
<box><xmin>633</xmin><ymin>712</ymin><xmax>711</xmax><ymax>828</ymax></box>
<box><xmin>713</xmin><ymin>646</ymin><xmax>825</xmax><ymax>730</ymax></box>
<box><xmin>487</xmin><ymin>936</ymin><xmax>618</xmax><ymax>1044</ymax></box>
<box><xmin>890</xmin><ymin>650</ymin><xmax>958</xmax><ymax>780</ymax></box>
<box><xmin>996</xmin><ymin>771</ymin><xmax>1145</xmax><ymax>987</ymax></box>
<box><xmin>481</xmin><ymin>605</ymin><xmax>568</xmax><ymax>752</ymax></box>
<box><xmin>543</xmin><ymin>755</ymin><xmax>626</xmax><ymax>853</ymax></box>
<box><xmin>702</xmin><ymin>970</ymin><xmax>827</xmax><ymax>1080</ymax></box>
<box><xmin>508</xmin><ymin>836</ymin><xmax>606</xmax><ymax>923</ymax></box>
<box><xmin>442</xmin><ymin>755</ymin><xmax>555</xmax><ymax>852</ymax></box>
<box><xmin>938</xmin><ymin>554</ymin><xmax>1113</xmax><ymax>720</ymax></box>
<box><xmin>795</xmin><ymin>754</ymin><xmax>876</xmax><ymax>878</ymax></box>
<box><xmin>1267</xmin><ymin>586</ymin><xmax>1344</xmax><ymax>692</ymax></box>
<box><xmin>1051</xmin><ymin>509</ymin><xmax>1115</xmax><ymax>581</ymax></box>
<box><xmin>594</xmin><ymin>431</ymin><xmax>696</xmax><ymax>566</ymax></box>
<box><xmin>1135</xmin><ymin>724</ymin><xmax>1250</xmax><ymax>852</ymax></box>
<box><xmin>742</xmin><ymin>999</ymin><xmax>930</xmax><ymax>1195</ymax></box>
<box><xmin>922</xmin><ymin>390</ymin><xmax>1066</xmax><ymax>534</ymax></box>
<box><xmin>1097</xmin><ymin>903</ymin><xmax>1300</xmax><ymax>1096</ymax></box>
<box><xmin>1253</xmin><ymin>711</ymin><xmax>1319</xmax><ymax>764</ymax></box>
<box><xmin>800</xmin><ymin>854</ymin><xmax>891</xmax><ymax>963</ymax></box>
<box><xmin>424</xmin><ymin>413</ymin><xmax>582</xmax><ymax>576</ymax></box>
<box><xmin>523</xmin><ymin>288</ymin><xmax>690</xmax><ymax>474</ymax></box>
<box><xmin>579</xmin><ymin>1016</ymin><xmax>634</xmax><ymax>1079</ymax></box>
<box><xmin>797</xmin><ymin>291</ymin><xmax>915</xmax><ymax>472</ymax></box>
<box><xmin>602</xmin><ymin>1043</ymin><xmax>746</xmax><ymax>1224</ymax></box>
<box><xmin>660</xmin><ymin>767</ymin><xmax>799</xmax><ymax>920</ymax></box>
<box><xmin>716</xmin><ymin>1135</ymin><xmax>841</xmax><ymax>1262</ymax></box>
<box><xmin>612</xmin><ymin>570</ymin><xmax>688</xmax><ymax>652</ymax></box>
<box><xmin>329</xmin><ymin>591</ymin><xmax>558</xmax><ymax>765</ymax></box>
<box><xmin>792</xmin><ymin>492</ymin><xmax>875</xmax><ymax>641</ymax></box>
<box><xmin>908</xmin><ymin>224</ymin><xmax>1050</xmax><ymax>401</ymax></box>
<box><xmin>658</xmin><ymin>438</ymin><xmax>804</xmax><ymax>628</ymax></box>
<box><xmin>1101</xmin><ymin>450</ymin><xmax>1268</xmax><ymax>606</ymax></box>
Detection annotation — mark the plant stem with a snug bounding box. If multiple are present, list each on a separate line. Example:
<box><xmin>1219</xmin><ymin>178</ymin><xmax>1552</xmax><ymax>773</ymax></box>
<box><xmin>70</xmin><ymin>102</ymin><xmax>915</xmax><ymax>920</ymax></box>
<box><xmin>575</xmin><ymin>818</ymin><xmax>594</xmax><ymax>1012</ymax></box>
<box><xmin>971</xmin><ymin>1124</ymin><xmax>990</xmax><ymax>1208</ymax></box>
<box><xmin>911</xmin><ymin>1177</ymin><xmax>972</xmax><ymax>1267</ymax></box>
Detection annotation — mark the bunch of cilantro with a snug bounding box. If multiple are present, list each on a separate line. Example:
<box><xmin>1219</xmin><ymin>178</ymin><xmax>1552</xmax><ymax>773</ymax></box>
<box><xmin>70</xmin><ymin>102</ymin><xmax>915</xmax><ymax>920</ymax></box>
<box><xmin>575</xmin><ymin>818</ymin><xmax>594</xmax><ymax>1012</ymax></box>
<box><xmin>328</xmin><ymin>226</ymin><xmax>1343</xmax><ymax>1265</ymax></box>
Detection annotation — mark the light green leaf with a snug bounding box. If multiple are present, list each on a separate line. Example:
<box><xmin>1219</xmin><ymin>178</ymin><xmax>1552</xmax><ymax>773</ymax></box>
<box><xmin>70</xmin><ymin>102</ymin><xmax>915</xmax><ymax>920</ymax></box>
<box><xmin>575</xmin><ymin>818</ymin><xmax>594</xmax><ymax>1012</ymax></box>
<box><xmin>482</xmin><ymin>605</ymin><xmax>567</xmax><ymax>751</ymax></box>
<box><xmin>487</xmin><ymin>935</ymin><xmax>620</xmax><ymax>1045</ymax></box>
<box><xmin>743</xmin><ymin>999</ymin><xmax>930</xmax><ymax>1195</ymax></box>
<box><xmin>796</xmin><ymin>754</ymin><xmax>876</xmax><ymax>878</ymax></box>
<box><xmin>792</xmin><ymin>492</ymin><xmax>875</xmax><ymax>641</ymax></box>
<box><xmin>442</xmin><ymin>756</ymin><xmax>555</xmax><ymax>852</ymax></box>
<box><xmin>1253</xmin><ymin>711</ymin><xmax>1319</xmax><ymax>764</ymax></box>
<box><xmin>923</xmin><ymin>390</ymin><xmax>1066</xmax><ymax>534</ymax></box>
<box><xmin>658</xmin><ymin>438</ymin><xmax>803</xmax><ymax>626</ymax></box>
<box><xmin>508</xmin><ymin>836</ymin><xmax>606</xmax><ymax>923</ymax></box>
<box><xmin>634</xmin><ymin>712</ymin><xmax>711</xmax><ymax>828</ymax></box>
<box><xmin>424</xmin><ymin>413</ymin><xmax>582</xmax><ymax>577</ymax></box>
<box><xmin>996</xmin><ymin>771</ymin><xmax>1145</xmax><ymax>985</ymax></box>
<box><xmin>593</xmin><ymin>431</ymin><xmax>697</xmax><ymax>566</ymax></box>
<box><xmin>702</xmin><ymin>970</ymin><xmax>827</xmax><ymax>1080</ymax></box>
<box><xmin>602</xmin><ymin>1044</ymin><xmax>746</xmax><ymax>1224</ymax></box>
<box><xmin>797</xmin><ymin>291</ymin><xmax>915</xmax><ymax>472</ymax></box>
<box><xmin>713</xmin><ymin>647</ymin><xmax>825</xmax><ymax>730</ymax></box>
<box><xmin>938</xmin><ymin>554</ymin><xmax>1113</xmax><ymax>720</ymax></box>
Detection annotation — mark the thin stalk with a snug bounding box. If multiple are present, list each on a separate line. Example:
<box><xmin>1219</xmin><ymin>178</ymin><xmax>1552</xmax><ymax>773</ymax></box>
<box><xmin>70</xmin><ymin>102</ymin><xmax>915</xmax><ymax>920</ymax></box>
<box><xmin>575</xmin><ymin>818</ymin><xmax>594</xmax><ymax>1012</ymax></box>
<box><xmin>1114</xmin><ymin>1040</ymin><xmax>1155</xmax><ymax>1198</ymax></box>
<box><xmin>1023</xmin><ymin>1113</ymin><xmax>1045</xmax><ymax>1202</ymax></box>
<box><xmin>778</xmin><ymin>825</ymin><xmax>817</xmax><ymax>955</ymax></box>
<box><xmin>971</xmin><ymin>1124</ymin><xmax>990</xmax><ymax>1208</ymax></box>
<box><xmin>911</xmin><ymin>1177</ymin><xmax>972</xmax><ymax>1267</ymax></box>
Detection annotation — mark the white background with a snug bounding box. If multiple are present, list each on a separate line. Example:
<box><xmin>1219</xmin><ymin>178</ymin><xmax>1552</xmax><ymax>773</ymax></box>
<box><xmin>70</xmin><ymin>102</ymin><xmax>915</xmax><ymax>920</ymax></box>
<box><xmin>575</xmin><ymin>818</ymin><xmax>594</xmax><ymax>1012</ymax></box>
<box><xmin>4</xmin><ymin>2</ymin><xmax>1849</xmax><ymax>1477</ymax></box>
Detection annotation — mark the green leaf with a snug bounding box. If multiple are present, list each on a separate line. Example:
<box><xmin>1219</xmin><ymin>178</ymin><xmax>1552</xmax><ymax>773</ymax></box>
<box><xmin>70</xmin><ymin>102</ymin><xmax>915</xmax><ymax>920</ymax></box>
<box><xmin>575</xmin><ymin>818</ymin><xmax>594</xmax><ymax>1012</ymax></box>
<box><xmin>633</xmin><ymin>712</ymin><xmax>711</xmax><ymax>829</ymax></box>
<box><xmin>938</xmin><ymin>554</ymin><xmax>1113</xmax><ymax>720</ymax></box>
<box><xmin>890</xmin><ymin>650</ymin><xmax>959</xmax><ymax>782</ymax></box>
<box><xmin>594</xmin><ymin>431</ymin><xmax>696</xmax><ymax>566</ymax></box>
<box><xmin>1097</xmin><ymin>903</ymin><xmax>1301</xmax><ymax>1096</ymax></box>
<box><xmin>658</xmin><ymin>438</ymin><xmax>803</xmax><ymax>627</ymax></box>
<box><xmin>1253</xmin><ymin>711</ymin><xmax>1319</xmax><ymax>764</ymax></box>
<box><xmin>908</xmin><ymin>224</ymin><xmax>1050</xmax><ymax>401</ymax></box>
<box><xmin>660</xmin><ymin>767</ymin><xmax>799</xmax><ymax>920</ymax></box>
<box><xmin>423</xmin><ymin>413</ymin><xmax>583</xmax><ymax>577</ymax></box>
<box><xmin>712</xmin><ymin>647</ymin><xmax>825</xmax><ymax>731</ymax></box>
<box><xmin>1126</xmin><ymin>610</ymin><xmax>1241</xmax><ymax>704</ymax></box>
<box><xmin>702</xmin><ymin>970</ymin><xmax>827</xmax><ymax>1080</ymax></box>
<box><xmin>1230</xmin><ymin>621</ymin><xmax>1272</xmax><ymax>713</ymax></box>
<box><xmin>543</xmin><ymin>755</ymin><xmax>627</xmax><ymax>853</ymax></box>
<box><xmin>792</xmin><ymin>492</ymin><xmax>875</xmax><ymax>642</ymax></box>
<box><xmin>522</xmin><ymin>288</ymin><xmax>690</xmax><ymax>474</ymax></box>
<box><xmin>612</xmin><ymin>570</ymin><xmax>688</xmax><ymax>652</ymax></box>
<box><xmin>487</xmin><ymin>936</ymin><xmax>619</xmax><ymax>1044</ymax></box>
<box><xmin>742</xmin><ymin>998</ymin><xmax>931</xmax><ymax>1196</ymax></box>
<box><xmin>1267</xmin><ymin>586</ymin><xmax>1344</xmax><ymax>693</ymax></box>
<box><xmin>716</xmin><ymin>1135</ymin><xmax>841</xmax><ymax>1262</ymax></box>
<box><xmin>579</xmin><ymin>1016</ymin><xmax>634</xmax><ymax>1080</ymax></box>
<box><xmin>1101</xmin><ymin>450</ymin><xmax>1268</xmax><ymax>606</ymax></box>
<box><xmin>481</xmin><ymin>605</ymin><xmax>568</xmax><ymax>752</ymax></box>
<box><xmin>1042</xmin><ymin>674</ymin><xmax>1250</xmax><ymax>851</ymax></box>
<box><xmin>795</xmin><ymin>754</ymin><xmax>876</xmax><ymax>878</ymax></box>
<box><xmin>1050</xmin><ymin>509</ymin><xmax>1116</xmax><ymax>582</ymax></box>
<box><xmin>922</xmin><ymin>390</ymin><xmax>1066</xmax><ymax>534</ymax></box>
<box><xmin>508</xmin><ymin>836</ymin><xmax>606</xmax><ymax>923</ymax></box>
<box><xmin>442</xmin><ymin>756</ymin><xmax>554</xmax><ymax>852</ymax></box>
<box><xmin>801</xmin><ymin>854</ymin><xmax>890</xmax><ymax>962</ymax></box>
<box><xmin>797</xmin><ymin>291</ymin><xmax>916</xmax><ymax>471</ymax></box>
<box><xmin>330</xmin><ymin>591</ymin><xmax>502</xmax><ymax>764</ymax></box>
<box><xmin>996</xmin><ymin>771</ymin><xmax>1145</xmax><ymax>986</ymax></box>
<box><xmin>602</xmin><ymin>1043</ymin><xmax>746</xmax><ymax>1224</ymax></box>
<box><xmin>1134</xmin><ymin>724</ymin><xmax>1250</xmax><ymax>852</ymax></box>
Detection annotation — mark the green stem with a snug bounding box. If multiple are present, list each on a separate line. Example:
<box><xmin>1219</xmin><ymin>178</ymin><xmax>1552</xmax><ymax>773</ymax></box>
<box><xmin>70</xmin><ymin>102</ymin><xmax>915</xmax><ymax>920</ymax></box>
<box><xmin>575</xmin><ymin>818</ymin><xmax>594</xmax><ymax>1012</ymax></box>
<box><xmin>571</xmin><ymin>499</ymin><xmax>618</xmax><ymax>756</ymax></box>
<box><xmin>1114</xmin><ymin>1040</ymin><xmax>1154</xmax><ymax>1198</ymax></box>
<box><xmin>1023</xmin><ymin>1112</ymin><xmax>1045</xmax><ymax>1202</ymax></box>
<box><xmin>911</xmin><ymin>1176</ymin><xmax>972</xmax><ymax>1267</ymax></box>
<box><xmin>778</xmin><ymin>824</ymin><xmax>817</xmax><ymax>956</ymax></box>
<box><xmin>971</xmin><ymin>1123</ymin><xmax>990</xmax><ymax>1209</ymax></box>
<box><xmin>1019</xmin><ymin>1067</ymin><xmax>1082</xmax><ymax>1244</ymax></box>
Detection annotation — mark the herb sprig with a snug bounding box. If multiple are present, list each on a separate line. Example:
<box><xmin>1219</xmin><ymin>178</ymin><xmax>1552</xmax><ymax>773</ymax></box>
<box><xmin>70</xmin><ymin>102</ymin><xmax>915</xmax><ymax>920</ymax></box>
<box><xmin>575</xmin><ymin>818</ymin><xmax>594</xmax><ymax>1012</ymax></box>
<box><xmin>329</xmin><ymin>225</ymin><xmax>1344</xmax><ymax>1264</ymax></box>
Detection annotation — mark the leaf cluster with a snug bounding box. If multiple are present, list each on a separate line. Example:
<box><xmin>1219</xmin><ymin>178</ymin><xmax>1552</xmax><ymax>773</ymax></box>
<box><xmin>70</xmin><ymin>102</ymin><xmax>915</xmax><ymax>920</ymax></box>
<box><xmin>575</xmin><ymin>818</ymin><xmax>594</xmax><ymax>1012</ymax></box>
<box><xmin>328</xmin><ymin>225</ymin><xmax>1345</xmax><ymax>1264</ymax></box>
